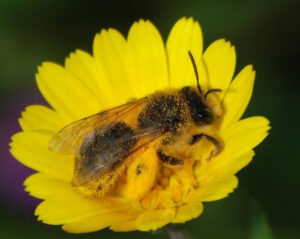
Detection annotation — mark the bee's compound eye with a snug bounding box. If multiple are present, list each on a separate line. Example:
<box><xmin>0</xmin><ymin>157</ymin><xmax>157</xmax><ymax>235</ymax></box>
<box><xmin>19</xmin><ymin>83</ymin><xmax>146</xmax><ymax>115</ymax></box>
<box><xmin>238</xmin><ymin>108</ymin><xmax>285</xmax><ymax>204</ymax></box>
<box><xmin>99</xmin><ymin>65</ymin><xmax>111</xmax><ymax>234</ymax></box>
<box><xmin>194</xmin><ymin>110</ymin><xmax>215</xmax><ymax>125</ymax></box>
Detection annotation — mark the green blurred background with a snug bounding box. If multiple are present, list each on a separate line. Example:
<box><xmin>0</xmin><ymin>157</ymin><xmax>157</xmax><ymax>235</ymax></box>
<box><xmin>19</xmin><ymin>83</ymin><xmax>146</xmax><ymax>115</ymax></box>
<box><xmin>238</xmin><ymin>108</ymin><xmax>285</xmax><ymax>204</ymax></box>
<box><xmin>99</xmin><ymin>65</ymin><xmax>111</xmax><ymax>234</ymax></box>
<box><xmin>0</xmin><ymin>0</ymin><xmax>299</xmax><ymax>238</ymax></box>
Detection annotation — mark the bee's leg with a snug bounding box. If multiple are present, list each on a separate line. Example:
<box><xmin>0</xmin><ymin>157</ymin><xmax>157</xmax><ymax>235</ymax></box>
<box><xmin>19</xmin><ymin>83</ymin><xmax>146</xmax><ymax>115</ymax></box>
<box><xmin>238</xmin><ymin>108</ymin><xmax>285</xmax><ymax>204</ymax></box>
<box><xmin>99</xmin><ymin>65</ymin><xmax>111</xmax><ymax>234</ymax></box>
<box><xmin>157</xmin><ymin>149</ymin><xmax>183</xmax><ymax>168</ymax></box>
<box><xmin>189</xmin><ymin>133</ymin><xmax>223</xmax><ymax>156</ymax></box>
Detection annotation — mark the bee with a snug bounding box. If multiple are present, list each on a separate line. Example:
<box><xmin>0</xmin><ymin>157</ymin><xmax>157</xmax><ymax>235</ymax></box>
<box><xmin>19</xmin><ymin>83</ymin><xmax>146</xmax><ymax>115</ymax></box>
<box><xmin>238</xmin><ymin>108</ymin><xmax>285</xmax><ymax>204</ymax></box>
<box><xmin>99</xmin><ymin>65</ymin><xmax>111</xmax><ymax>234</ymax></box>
<box><xmin>49</xmin><ymin>51</ymin><xmax>223</xmax><ymax>196</ymax></box>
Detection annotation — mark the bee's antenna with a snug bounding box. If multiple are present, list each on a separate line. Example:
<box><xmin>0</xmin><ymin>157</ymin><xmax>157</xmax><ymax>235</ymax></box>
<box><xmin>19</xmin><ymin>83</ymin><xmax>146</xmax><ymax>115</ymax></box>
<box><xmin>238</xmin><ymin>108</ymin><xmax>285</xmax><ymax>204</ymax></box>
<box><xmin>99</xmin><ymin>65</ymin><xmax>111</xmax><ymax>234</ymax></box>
<box><xmin>188</xmin><ymin>50</ymin><xmax>202</xmax><ymax>94</ymax></box>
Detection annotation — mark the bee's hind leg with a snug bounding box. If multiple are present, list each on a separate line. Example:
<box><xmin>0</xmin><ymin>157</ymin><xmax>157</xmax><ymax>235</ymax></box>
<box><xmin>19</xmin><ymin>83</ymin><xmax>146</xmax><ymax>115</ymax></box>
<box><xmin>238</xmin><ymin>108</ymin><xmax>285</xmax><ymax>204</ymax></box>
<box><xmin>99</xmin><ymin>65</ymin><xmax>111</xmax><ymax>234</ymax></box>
<box><xmin>189</xmin><ymin>133</ymin><xmax>223</xmax><ymax>156</ymax></box>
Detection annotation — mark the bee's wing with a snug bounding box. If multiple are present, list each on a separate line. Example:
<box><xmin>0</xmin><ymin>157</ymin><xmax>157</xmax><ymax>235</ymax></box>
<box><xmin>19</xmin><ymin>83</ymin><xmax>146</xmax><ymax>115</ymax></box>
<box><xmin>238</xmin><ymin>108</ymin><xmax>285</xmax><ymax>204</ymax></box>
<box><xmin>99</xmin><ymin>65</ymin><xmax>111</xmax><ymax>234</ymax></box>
<box><xmin>49</xmin><ymin>98</ymin><xmax>148</xmax><ymax>154</ymax></box>
<box><xmin>72</xmin><ymin>126</ymin><xmax>164</xmax><ymax>186</ymax></box>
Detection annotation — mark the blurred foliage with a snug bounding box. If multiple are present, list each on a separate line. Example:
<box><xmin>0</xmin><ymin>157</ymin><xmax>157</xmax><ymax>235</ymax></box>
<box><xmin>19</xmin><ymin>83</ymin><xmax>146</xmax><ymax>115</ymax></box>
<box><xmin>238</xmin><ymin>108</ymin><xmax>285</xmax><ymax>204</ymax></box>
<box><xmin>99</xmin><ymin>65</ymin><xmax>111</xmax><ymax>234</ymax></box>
<box><xmin>249</xmin><ymin>200</ymin><xmax>273</xmax><ymax>239</ymax></box>
<box><xmin>0</xmin><ymin>0</ymin><xmax>299</xmax><ymax>238</ymax></box>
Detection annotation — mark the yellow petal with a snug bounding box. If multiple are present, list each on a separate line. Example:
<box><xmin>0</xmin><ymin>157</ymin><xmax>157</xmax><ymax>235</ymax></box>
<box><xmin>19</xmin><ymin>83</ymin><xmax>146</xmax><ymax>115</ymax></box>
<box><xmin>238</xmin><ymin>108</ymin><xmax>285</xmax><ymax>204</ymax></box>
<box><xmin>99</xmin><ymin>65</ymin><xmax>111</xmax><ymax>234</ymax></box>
<box><xmin>110</xmin><ymin>219</ymin><xmax>137</xmax><ymax>232</ymax></box>
<box><xmin>196</xmin><ymin>152</ymin><xmax>253</xmax><ymax>183</ymax></box>
<box><xmin>203</xmin><ymin>39</ymin><xmax>236</xmax><ymax>97</ymax></box>
<box><xmin>167</xmin><ymin>17</ymin><xmax>204</xmax><ymax>89</ymax></box>
<box><xmin>222</xmin><ymin>116</ymin><xmax>270</xmax><ymax>159</ymax></box>
<box><xmin>222</xmin><ymin>65</ymin><xmax>255</xmax><ymax>128</ymax></box>
<box><xmin>172</xmin><ymin>202</ymin><xmax>203</xmax><ymax>223</ymax></box>
<box><xmin>62</xmin><ymin>212</ymin><xmax>136</xmax><ymax>233</ymax></box>
<box><xmin>224</xmin><ymin>150</ymin><xmax>255</xmax><ymax>174</ymax></box>
<box><xmin>93</xmin><ymin>29</ymin><xmax>137</xmax><ymax>105</ymax></box>
<box><xmin>36</xmin><ymin>62</ymin><xmax>100</xmax><ymax>123</ymax></box>
<box><xmin>195</xmin><ymin>151</ymin><xmax>255</xmax><ymax>180</ymax></box>
<box><xmin>35</xmin><ymin>188</ymin><xmax>108</xmax><ymax>225</ymax></box>
<box><xmin>19</xmin><ymin>105</ymin><xmax>64</xmax><ymax>132</ymax></box>
<box><xmin>27</xmin><ymin>173</ymin><xmax>138</xmax><ymax>228</ymax></box>
<box><xmin>136</xmin><ymin>208</ymin><xmax>175</xmax><ymax>231</ymax></box>
<box><xmin>24</xmin><ymin>173</ymin><xmax>71</xmax><ymax>199</ymax></box>
<box><xmin>196</xmin><ymin>116</ymin><xmax>270</xmax><ymax>179</ymax></box>
<box><xmin>65</xmin><ymin>50</ymin><xmax>110</xmax><ymax>108</ymax></box>
<box><xmin>127</xmin><ymin>20</ymin><xmax>168</xmax><ymax>97</ymax></box>
<box><xmin>196</xmin><ymin>174</ymin><xmax>238</xmax><ymax>202</ymax></box>
<box><xmin>36</xmin><ymin>195</ymin><xmax>132</xmax><ymax>227</ymax></box>
<box><xmin>10</xmin><ymin>131</ymin><xmax>73</xmax><ymax>182</ymax></box>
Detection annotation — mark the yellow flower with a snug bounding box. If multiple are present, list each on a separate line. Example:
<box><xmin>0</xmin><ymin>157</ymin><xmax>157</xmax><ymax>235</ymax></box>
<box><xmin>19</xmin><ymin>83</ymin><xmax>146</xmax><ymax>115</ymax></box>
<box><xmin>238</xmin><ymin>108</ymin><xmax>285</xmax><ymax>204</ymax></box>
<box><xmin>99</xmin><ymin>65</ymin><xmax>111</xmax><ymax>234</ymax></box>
<box><xmin>10</xmin><ymin>17</ymin><xmax>270</xmax><ymax>233</ymax></box>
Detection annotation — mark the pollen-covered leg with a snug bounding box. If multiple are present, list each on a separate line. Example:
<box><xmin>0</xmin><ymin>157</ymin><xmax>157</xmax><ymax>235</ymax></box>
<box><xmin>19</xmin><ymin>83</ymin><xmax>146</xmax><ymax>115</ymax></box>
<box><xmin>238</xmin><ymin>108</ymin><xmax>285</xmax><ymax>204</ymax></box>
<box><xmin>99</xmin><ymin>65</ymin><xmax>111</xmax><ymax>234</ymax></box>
<box><xmin>77</xmin><ymin>164</ymin><xmax>126</xmax><ymax>197</ymax></box>
<box><xmin>157</xmin><ymin>149</ymin><xmax>183</xmax><ymax>168</ymax></box>
<box><xmin>122</xmin><ymin>146</ymin><xmax>159</xmax><ymax>200</ymax></box>
<box><xmin>189</xmin><ymin>133</ymin><xmax>223</xmax><ymax>156</ymax></box>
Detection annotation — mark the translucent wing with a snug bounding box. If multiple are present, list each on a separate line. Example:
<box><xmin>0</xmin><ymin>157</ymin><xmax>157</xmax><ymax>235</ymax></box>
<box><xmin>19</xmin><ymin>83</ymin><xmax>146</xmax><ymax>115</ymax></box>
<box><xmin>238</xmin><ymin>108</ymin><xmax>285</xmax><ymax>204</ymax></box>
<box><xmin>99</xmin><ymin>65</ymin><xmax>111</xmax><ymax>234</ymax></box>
<box><xmin>72</xmin><ymin>126</ymin><xmax>163</xmax><ymax>186</ymax></box>
<box><xmin>49</xmin><ymin>98</ymin><xmax>148</xmax><ymax>154</ymax></box>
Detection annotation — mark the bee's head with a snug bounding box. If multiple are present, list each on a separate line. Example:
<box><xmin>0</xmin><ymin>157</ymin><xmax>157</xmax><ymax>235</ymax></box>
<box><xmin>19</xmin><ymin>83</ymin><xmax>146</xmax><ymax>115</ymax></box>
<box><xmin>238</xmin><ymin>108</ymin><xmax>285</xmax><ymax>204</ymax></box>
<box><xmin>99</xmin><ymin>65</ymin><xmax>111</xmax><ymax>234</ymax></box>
<box><xmin>185</xmin><ymin>51</ymin><xmax>222</xmax><ymax>125</ymax></box>
<box><xmin>181</xmin><ymin>86</ymin><xmax>217</xmax><ymax>125</ymax></box>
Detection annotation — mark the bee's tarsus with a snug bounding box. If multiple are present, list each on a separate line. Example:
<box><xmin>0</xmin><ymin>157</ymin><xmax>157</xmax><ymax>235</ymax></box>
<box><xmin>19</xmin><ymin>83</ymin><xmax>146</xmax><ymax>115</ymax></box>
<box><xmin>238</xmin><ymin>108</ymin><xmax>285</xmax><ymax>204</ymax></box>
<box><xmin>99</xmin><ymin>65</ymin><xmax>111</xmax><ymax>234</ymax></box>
<box><xmin>189</xmin><ymin>133</ymin><xmax>223</xmax><ymax>156</ymax></box>
<box><xmin>157</xmin><ymin>149</ymin><xmax>183</xmax><ymax>167</ymax></box>
<box><xmin>204</xmin><ymin>88</ymin><xmax>222</xmax><ymax>100</ymax></box>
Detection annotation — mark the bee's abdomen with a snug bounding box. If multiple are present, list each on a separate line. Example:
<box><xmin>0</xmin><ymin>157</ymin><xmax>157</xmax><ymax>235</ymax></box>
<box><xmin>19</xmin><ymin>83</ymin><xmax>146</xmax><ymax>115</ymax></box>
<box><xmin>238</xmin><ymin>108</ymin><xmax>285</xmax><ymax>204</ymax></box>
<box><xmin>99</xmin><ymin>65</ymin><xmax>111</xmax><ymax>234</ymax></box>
<box><xmin>138</xmin><ymin>94</ymin><xmax>187</xmax><ymax>132</ymax></box>
<box><xmin>75</xmin><ymin>122</ymin><xmax>136</xmax><ymax>185</ymax></box>
<box><xmin>82</xmin><ymin>122</ymin><xmax>136</xmax><ymax>158</ymax></box>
